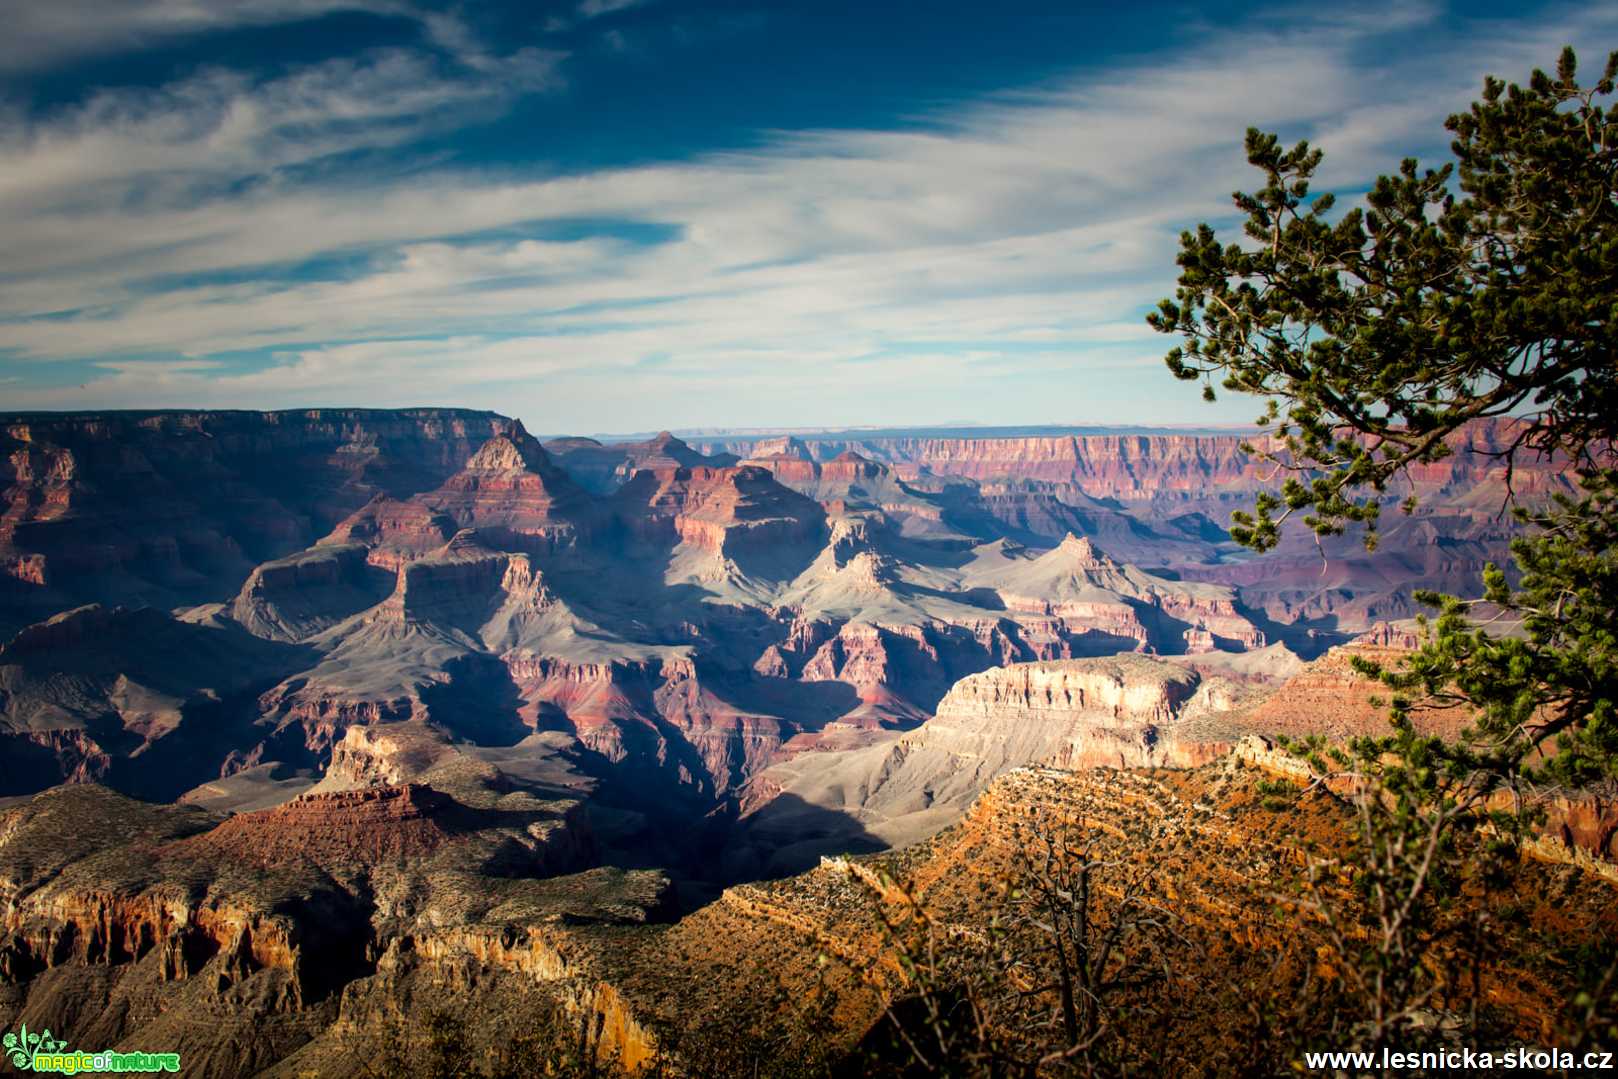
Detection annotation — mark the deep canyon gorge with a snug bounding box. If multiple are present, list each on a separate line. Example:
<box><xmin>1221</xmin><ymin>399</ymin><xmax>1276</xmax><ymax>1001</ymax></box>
<box><xmin>0</xmin><ymin>409</ymin><xmax>1610</xmax><ymax>1075</ymax></box>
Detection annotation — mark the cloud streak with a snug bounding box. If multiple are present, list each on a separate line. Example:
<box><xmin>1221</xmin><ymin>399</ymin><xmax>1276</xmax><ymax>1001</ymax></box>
<box><xmin>0</xmin><ymin>0</ymin><xmax>412</xmax><ymax>74</ymax></box>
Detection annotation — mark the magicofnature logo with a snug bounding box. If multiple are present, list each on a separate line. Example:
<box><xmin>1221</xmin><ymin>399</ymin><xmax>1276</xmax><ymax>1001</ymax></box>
<box><xmin>3</xmin><ymin>1026</ymin><xmax>65</xmax><ymax>1070</ymax></box>
<box><xmin>2</xmin><ymin>1024</ymin><xmax>179</xmax><ymax>1074</ymax></box>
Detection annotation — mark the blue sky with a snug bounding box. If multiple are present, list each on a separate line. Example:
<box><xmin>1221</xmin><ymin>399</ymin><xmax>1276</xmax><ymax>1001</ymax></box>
<box><xmin>0</xmin><ymin>1</ymin><xmax>1612</xmax><ymax>435</ymax></box>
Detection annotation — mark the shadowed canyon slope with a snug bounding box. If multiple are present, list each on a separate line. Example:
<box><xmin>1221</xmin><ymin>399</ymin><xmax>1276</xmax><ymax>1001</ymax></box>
<box><xmin>0</xmin><ymin>410</ymin><xmax>1569</xmax><ymax>828</ymax></box>
<box><xmin>3</xmin><ymin>747</ymin><xmax>1610</xmax><ymax>1077</ymax></box>
<box><xmin>1</xmin><ymin>409</ymin><xmax>518</xmax><ymax>637</ymax></box>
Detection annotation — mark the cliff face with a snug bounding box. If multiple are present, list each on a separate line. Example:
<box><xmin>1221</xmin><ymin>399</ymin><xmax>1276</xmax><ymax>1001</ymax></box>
<box><xmin>543</xmin><ymin>431</ymin><xmax>724</xmax><ymax>495</ymax></box>
<box><xmin>1235</xmin><ymin>620</ymin><xmax>1471</xmax><ymax>741</ymax></box>
<box><xmin>0</xmin><ymin>604</ymin><xmax>316</xmax><ymax>799</ymax></box>
<box><xmin>227</xmin><ymin>544</ymin><xmax>396</xmax><ymax>643</ymax></box>
<box><xmin>1</xmin><ymin>413</ymin><xmax>1559</xmax><ymax>644</ymax></box>
<box><xmin>1</xmin><ymin>411</ymin><xmax>1608</xmax><ymax>1075</ymax></box>
<box><xmin>321</xmin><ymin>431</ymin><xmax>593</xmax><ymax>563</ymax></box>
<box><xmin>563</xmin><ymin>757</ymin><xmax>1618</xmax><ymax>1077</ymax></box>
<box><xmin>0</xmin><ymin>409</ymin><xmax>514</xmax><ymax>633</ymax></box>
<box><xmin>0</xmin><ymin>410</ymin><xmax>1527</xmax><ymax>835</ymax></box>
<box><xmin>807</xmin><ymin>432</ymin><xmax>1261</xmax><ymax>499</ymax></box>
<box><xmin>505</xmin><ymin>651</ymin><xmax>862</xmax><ymax>801</ymax></box>
<box><xmin>5</xmin><ymin>741</ymin><xmax>1612</xmax><ymax>1078</ymax></box>
<box><xmin>692</xmin><ymin>421</ymin><xmax>1565</xmax><ymax>630</ymax></box>
<box><xmin>906</xmin><ymin>655</ymin><xmax>1240</xmax><ymax>775</ymax></box>
<box><xmin>730</xmin><ymin>656</ymin><xmax>1249</xmax><ymax>870</ymax></box>
<box><xmin>697</xmin><ymin>419</ymin><xmax>1568</xmax><ymax>511</ymax></box>
<box><xmin>0</xmin><ymin>728</ymin><xmax>658</xmax><ymax>1079</ymax></box>
<box><xmin>609</xmin><ymin>463</ymin><xmax>827</xmax><ymax>557</ymax></box>
<box><xmin>5</xmin><ymin>412</ymin><xmax>1287</xmax><ymax>807</ymax></box>
<box><xmin>934</xmin><ymin>656</ymin><xmax>1199</xmax><ymax>727</ymax></box>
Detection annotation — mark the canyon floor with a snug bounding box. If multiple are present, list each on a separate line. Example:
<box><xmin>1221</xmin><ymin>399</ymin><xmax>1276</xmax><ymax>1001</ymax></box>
<box><xmin>0</xmin><ymin>410</ymin><xmax>1610</xmax><ymax>1074</ymax></box>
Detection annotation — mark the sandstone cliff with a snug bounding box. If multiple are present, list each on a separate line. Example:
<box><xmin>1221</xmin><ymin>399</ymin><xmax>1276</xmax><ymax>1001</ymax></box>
<box><xmin>0</xmin><ymin>726</ymin><xmax>660</xmax><ymax>1079</ymax></box>
<box><xmin>697</xmin><ymin>418</ymin><xmax>1568</xmax><ymax>512</ymax></box>
<box><xmin>0</xmin><ymin>409</ymin><xmax>514</xmax><ymax>634</ymax></box>
<box><xmin>1236</xmin><ymin>619</ymin><xmax>1471</xmax><ymax>741</ymax></box>
<box><xmin>731</xmin><ymin>656</ymin><xmax>1249</xmax><ymax>870</ymax></box>
<box><xmin>322</xmin><ymin>431</ymin><xmax>593</xmax><ymax>563</ymax></box>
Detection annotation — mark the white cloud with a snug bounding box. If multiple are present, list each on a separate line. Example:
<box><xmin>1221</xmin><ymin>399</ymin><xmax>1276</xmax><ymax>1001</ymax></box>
<box><xmin>0</xmin><ymin>1</ymin><xmax>413</xmax><ymax>74</ymax></box>
<box><xmin>0</xmin><ymin>46</ymin><xmax>562</xmax><ymax>226</ymax></box>
<box><xmin>577</xmin><ymin>0</ymin><xmax>649</xmax><ymax>19</ymax></box>
<box><xmin>3</xmin><ymin>4</ymin><xmax>1616</xmax><ymax>432</ymax></box>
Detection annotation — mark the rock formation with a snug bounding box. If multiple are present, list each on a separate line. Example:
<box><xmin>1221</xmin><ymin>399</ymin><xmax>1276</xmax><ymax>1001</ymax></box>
<box><xmin>0</xmin><ymin>409</ymin><xmax>514</xmax><ymax>635</ymax></box>
<box><xmin>323</xmin><ymin>430</ymin><xmax>593</xmax><ymax>563</ymax></box>
<box><xmin>1236</xmin><ymin>619</ymin><xmax>1471</xmax><ymax>740</ymax></box>
<box><xmin>730</xmin><ymin>656</ymin><xmax>1250</xmax><ymax>869</ymax></box>
<box><xmin>0</xmin><ymin>604</ymin><xmax>314</xmax><ymax>798</ymax></box>
<box><xmin>698</xmin><ymin>418</ymin><xmax>1568</xmax><ymax>514</ymax></box>
<box><xmin>543</xmin><ymin>431</ymin><xmax>732</xmax><ymax>494</ymax></box>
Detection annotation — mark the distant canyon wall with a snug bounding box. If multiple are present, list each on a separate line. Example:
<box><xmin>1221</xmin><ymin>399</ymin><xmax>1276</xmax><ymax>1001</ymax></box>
<box><xmin>695</xmin><ymin>419</ymin><xmax>1570</xmax><ymax>508</ymax></box>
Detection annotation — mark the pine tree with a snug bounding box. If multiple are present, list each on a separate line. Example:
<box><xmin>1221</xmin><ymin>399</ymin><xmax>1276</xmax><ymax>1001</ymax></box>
<box><xmin>1148</xmin><ymin>46</ymin><xmax>1618</xmax><ymax>1052</ymax></box>
<box><xmin>1148</xmin><ymin>45</ymin><xmax>1618</xmax><ymax>785</ymax></box>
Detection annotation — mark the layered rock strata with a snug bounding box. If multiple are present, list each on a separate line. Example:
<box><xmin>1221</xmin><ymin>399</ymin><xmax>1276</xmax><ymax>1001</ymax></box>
<box><xmin>731</xmin><ymin>656</ymin><xmax>1249</xmax><ymax>869</ymax></box>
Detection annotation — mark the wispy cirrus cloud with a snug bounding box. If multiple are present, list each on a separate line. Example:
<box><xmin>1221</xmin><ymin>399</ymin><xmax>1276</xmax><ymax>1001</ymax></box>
<box><xmin>2</xmin><ymin>3</ymin><xmax>1614</xmax><ymax>432</ymax></box>
<box><xmin>0</xmin><ymin>0</ymin><xmax>416</xmax><ymax>74</ymax></box>
<box><xmin>1</xmin><ymin>48</ymin><xmax>561</xmax><ymax>222</ymax></box>
<box><xmin>576</xmin><ymin>0</ymin><xmax>650</xmax><ymax>20</ymax></box>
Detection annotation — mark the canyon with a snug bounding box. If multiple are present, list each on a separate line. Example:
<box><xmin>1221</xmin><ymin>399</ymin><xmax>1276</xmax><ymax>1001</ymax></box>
<box><xmin>0</xmin><ymin>409</ymin><xmax>1577</xmax><ymax>858</ymax></box>
<box><xmin>0</xmin><ymin>408</ymin><xmax>1606</xmax><ymax>1075</ymax></box>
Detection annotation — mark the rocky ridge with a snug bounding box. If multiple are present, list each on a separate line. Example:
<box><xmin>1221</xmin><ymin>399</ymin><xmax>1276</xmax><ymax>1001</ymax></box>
<box><xmin>0</xmin><ymin>409</ymin><xmax>514</xmax><ymax>636</ymax></box>
<box><xmin>728</xmin><ymin>655</ymin><xmax>1254</xmax><ymax>871</ymax></box>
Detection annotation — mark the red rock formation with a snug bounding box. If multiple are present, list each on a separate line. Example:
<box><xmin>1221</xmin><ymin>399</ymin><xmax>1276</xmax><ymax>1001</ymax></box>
<box><xmin>744</xmin><ymin>453</ymin><xmax>820</xmax><ymax>488</ymax></box>
<box><xmin>0</xmin><ymin>409</ymin><xmax>514</xmax><ymax>627</ymax></box>
<box><xmin>543</xmin><ymin>431</ymin><xmax>729</xmax><ymax>493</ymax></box>
<box><xmin>325</xmin><ymin>432</ymin><xmax>592</xmax><ymax>560</ymax></box>
<box><xmin>612</xmin><ymin>463</ymin><xmax>825</xmax><ymax>555</ymax></box>
<box><xmin>801</xmin><ymin>623</ymin><xmax>893</xmax><ymax>693</ymax></box>
<box><xmin>1158</xmin><ymin>594</ymin><xmax>1267</xmax><ymax>651</ymax></box>
<box><xmin>1539</xmin><ymin>791</ymin><xmax>1618</xmax><ymax>865</ymax></box>
<box><xmin>1356</xmin><ymin>619</ymin><xmax>1426</xmax><ymax>650</ymax></box>
<box><xmin>753</xmin><ymin>615</ymin><xmax>838</xmax><ymax>679</ymax></box>
<box><xmin>1001</xmin><ymin>596</ymin><xmax>1153</xmax><ymax>655</ymax></box>
<box><xmin>504</xmin><ymin>653</ymin><xmax>799</xmax><ymax>796</ymax></box>
<box><xmin>158</xmin><ymin>784</ymin><xmax>553</xmax><ymax>871</ymax></box>
<box><xmin>699</xmin><ymin>419</ymin><xmax>1569</xmax><ymax>512</ymax></box>
<box><xmin>1237</xmin><ymin>627</ymin><xmax>1467</xmax><ymax>740</ymax></box>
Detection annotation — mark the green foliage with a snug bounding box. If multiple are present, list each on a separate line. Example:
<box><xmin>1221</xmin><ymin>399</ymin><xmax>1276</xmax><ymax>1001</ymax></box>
<box><xmin>1355</xmin><ymin>469</ymin><xmax>1618</xmax><ymax>787</ymax></box>
<box><xmin>1284</xmin><ymin>726</ymin><xmax>1519</xmax><ymax>1049</ymax></box>
<box><xmin>1153</xmin><ymin>45</ymin><xmax>1618</xmax><ymax>1057</ymax></box>
<box><xmin>1147</xmin><ymin>45</ymin><xmax>1618</xmax><ymax>553</ymax></box>
<box><xmin>1253</xmin><ymin>778</ymin><xmax>1298</xmax><ymax>810</ymax></box>
<box><xmin>1151</xmin><ymin>45</ymin><xmax>1618</xmax><ymax>785</ymax></box>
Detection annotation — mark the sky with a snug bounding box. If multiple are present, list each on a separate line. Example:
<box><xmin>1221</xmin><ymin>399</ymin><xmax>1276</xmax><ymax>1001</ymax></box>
<box><xmin>0</xmin><ymin>1</ymin><xmax>1613</xmax><ymax>435</ymax></box>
